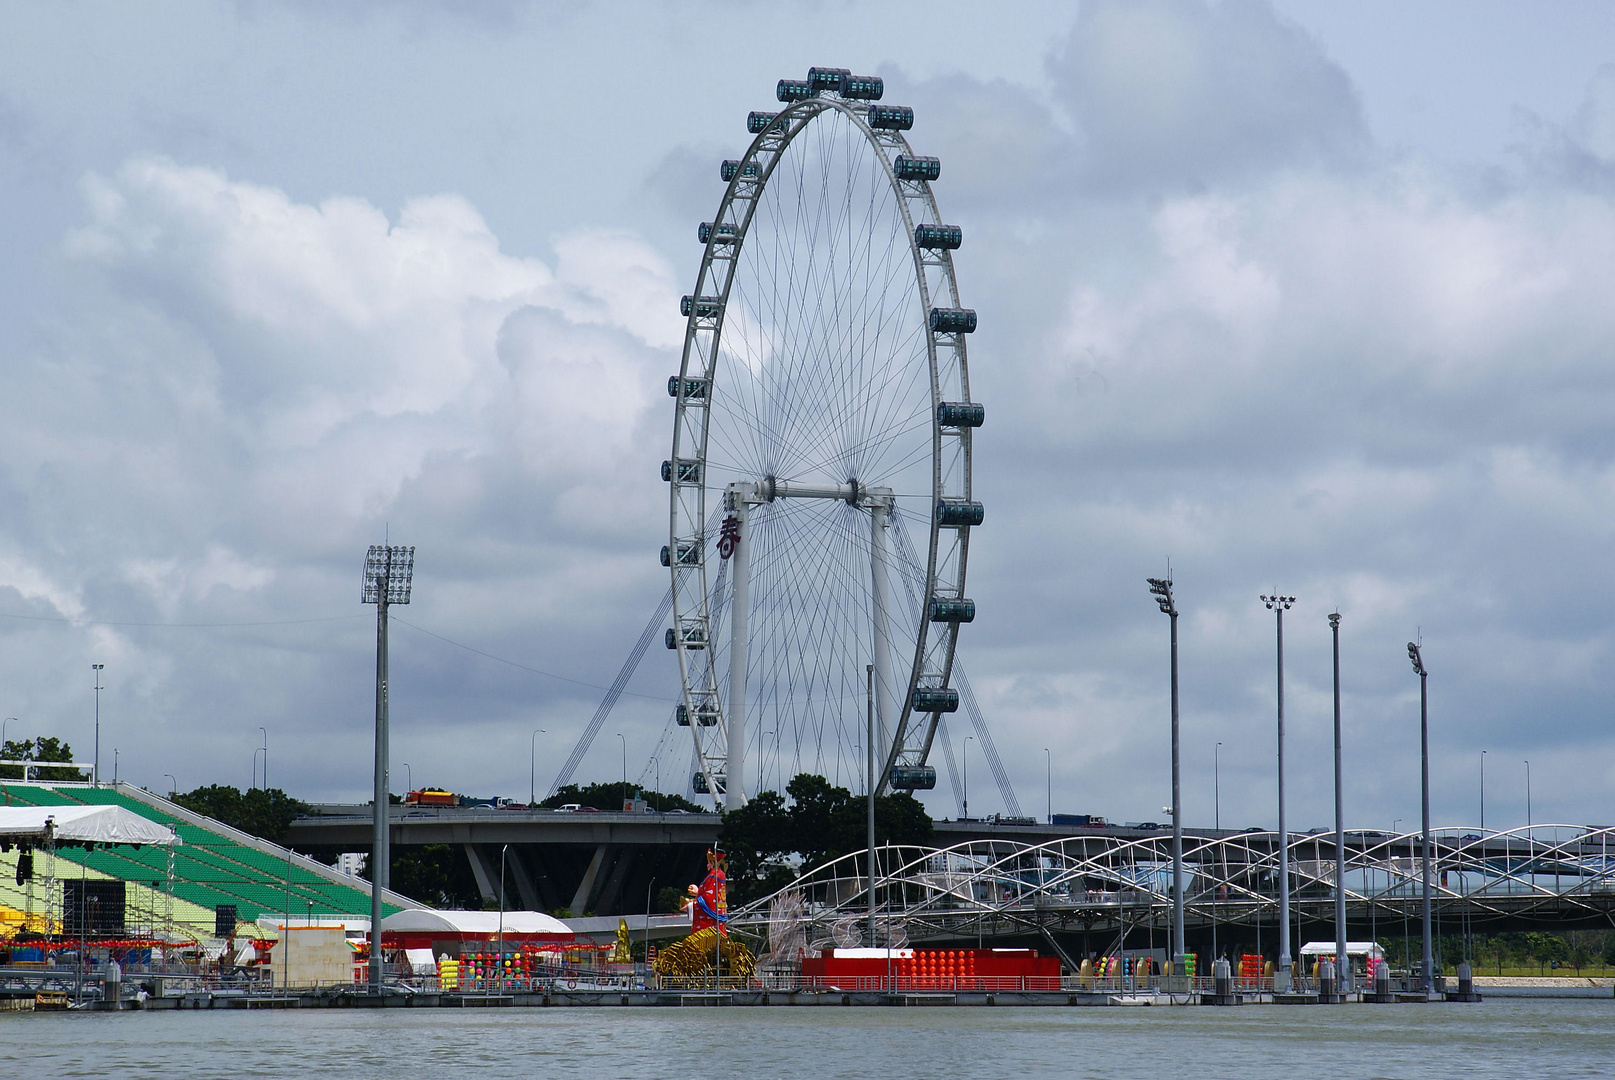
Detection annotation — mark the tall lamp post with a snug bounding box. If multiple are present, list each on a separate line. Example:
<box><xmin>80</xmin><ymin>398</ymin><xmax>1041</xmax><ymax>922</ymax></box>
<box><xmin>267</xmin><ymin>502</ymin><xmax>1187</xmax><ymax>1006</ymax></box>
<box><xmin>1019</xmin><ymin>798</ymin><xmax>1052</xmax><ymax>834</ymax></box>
<box><xmin>362</xmin><ymin>543</ymin><xmax>414</xmax><ymax>994</ymax></box>
<box><xmin>1260</xmin><ymin>594</ymin><xmax>1295</xmax><ymax>985</ymax></box>
<box><xmin>529</xmin><ymin>730</ymin><xmax>545</xmax><ymax>806</ymax></box>
<box><xmin>962</xmin><ymin>737</ymin><xmax>973</xmax><ymax>820</ymax></box>
<box><xmin>1148</xmin><ymin>576</ymin><xmax>1185</xmax><ymax>974</ymax></box>
<box><xmin>1214</xmin><ymin>742</ymin><xmax>1222</xmax><ymax>832</ymax></box>
<box><xmin>91</xmin><ymin>664</ymin><xmax>105</xmax><ymax>786</ymax></box>
<box><xmin>1043</xmin><ymin>748</ymin><xmax>1051</xmax><ymax>825</ymax></box>
<box><xmin>617</xmin><ymin>733</ymin><xmax>627</xmax><ymax>811</ymax></box>
<box><xmin>1329</xmin><ymin>612</ymin><xmax>1348</xmax><ymax>994</ymax></box>
<box><xmin>1480</xmin><ymin>750</ymin><xmax>1486</xmax><ymax>832</ymax></box>
<box><xmin>259</xmin><ymin>727</ymin><xmax>268</xmax><ymax>792</ymax></box>
<box><xmin>1407</xmin><ymin>641</ymin><xmax>1434</xmax><ymax>998</ymax></box>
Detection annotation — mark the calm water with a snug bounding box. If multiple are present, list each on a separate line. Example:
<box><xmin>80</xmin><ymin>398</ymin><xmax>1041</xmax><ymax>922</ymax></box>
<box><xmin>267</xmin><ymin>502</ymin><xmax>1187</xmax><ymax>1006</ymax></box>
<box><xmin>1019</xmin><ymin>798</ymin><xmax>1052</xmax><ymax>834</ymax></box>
<box><xmin>2</xmin><ymin>997</ymin><xmax>1611</xmax><ymax>1079</ymax></box>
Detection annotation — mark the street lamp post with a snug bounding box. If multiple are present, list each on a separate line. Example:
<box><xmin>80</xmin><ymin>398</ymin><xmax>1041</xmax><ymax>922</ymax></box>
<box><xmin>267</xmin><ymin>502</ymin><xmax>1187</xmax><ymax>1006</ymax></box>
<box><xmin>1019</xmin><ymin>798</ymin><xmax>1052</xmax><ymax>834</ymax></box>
<box><xmin>617</xmin><ymin>733</ymin><xmax>627</xmax><ymax>811</ymax></box>
<box><xmin>362</xmin><ymin>543</ymin><xmax>414</xmax><ymax>994</ymax></box>
<box><xmin>259</xmin><ymin>727</ymin><xmax>268</xmax><ymax>792</ymax></box>
<box><xmin>1329</xmin><ymin>612</ymin><xmax>1348</xmax><ymax>994</ymax></box>
<box><xmin>962</xmin><ymin>737</ymin><xmax>973</xmax><ymax>820</ymax></box>
<box><xmin>403</xmin><ymin>763</ymin><xmax>411</xmax><ymax>797</ymax></box>
<box><xmin>1148</xmin><ymin>576</ymin><xmax>1185</xmax><ymax>974</ymax></box>
<box><xmin>113</xmin><ymin>748</ymin><xmax>119</xmax><ymax>785</ymax></box>
<box><xmin>164</xmin><ymin>774</ymin><xmax>177</xmax><ymax>799</ymax></box>
<box><xmin>1260</xmin><ymin>594</ymin><xmax>1296</xmax><ymax>986</ymax></box>
<box><xmin>1480</xmin><ymin>750</ymin><xmax>1486</xmax><ymax>832</ymax></box>
<box><xmin>91</xmin><ymin>664</ymin><xmax>105</xmax><ymax>786</ymax></box>
<box><xmin>2</xmin><ymin>717</ymin><xmax>13</xmax><ymax>752</ymax></box>
<box><xmin>529</xmin><ymin>729</ymin><xmax>546</xmax><ymax>806</ymax></box>
<box><xmin>1407</xmin><ymin>641</ymin><xmax>1434</xmax><ymax>998</ymax></box>
<box><xmin>1214</xmin><ymin>742</ymin><xmax>1222</xmax><ymax>832</ymax></box>
<box><xmin>1044</xmin><ymin>748</ymin><xmax>1051</xmax><ymax>824</ymax></box>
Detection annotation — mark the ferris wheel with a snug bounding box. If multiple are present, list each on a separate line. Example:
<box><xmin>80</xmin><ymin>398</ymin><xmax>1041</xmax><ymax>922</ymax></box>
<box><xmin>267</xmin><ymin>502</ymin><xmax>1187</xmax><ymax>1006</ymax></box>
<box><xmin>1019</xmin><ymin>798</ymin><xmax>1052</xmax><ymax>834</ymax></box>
<box><xmin>665</xmin><ymin>67</ymin><xmax>982</xmax><ymax>810</ymax></box>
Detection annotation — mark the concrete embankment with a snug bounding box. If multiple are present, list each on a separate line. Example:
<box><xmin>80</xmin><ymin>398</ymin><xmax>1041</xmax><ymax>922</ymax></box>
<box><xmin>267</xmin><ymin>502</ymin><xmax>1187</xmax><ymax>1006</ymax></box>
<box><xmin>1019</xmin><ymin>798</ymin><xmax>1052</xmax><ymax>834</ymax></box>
<box><xmin>1471</xmin><ymin>977</ymin><xmax>1615</xmax><ymax>998</ymax></box>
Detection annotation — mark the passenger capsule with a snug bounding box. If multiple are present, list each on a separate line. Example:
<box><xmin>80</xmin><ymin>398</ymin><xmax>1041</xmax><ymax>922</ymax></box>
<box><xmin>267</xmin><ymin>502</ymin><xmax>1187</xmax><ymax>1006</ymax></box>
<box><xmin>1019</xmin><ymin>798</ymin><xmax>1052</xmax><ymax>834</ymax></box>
<box><xmin>747</xmin><ymin>111</ymin><xmax>778</xmax><ymax>134</ymax></box>
<box><xmin>661</xmin><ymin>458</ymin><xmax>702</xmax><ymax>484</ymax></box>
<box><xmin>910</xmin><ymin>687</ymin><xmax>960</xmax><ymax>713</ymax></box>
<box><xmin>665</xmin><ymin>626</ymin><xmax>707</xmax><ymax>650</ymax></box>
<box><xmin>668</xmin><ymin>376</ymin><xmax>710</xmax><ymax>399</ymax></box>
<box><xmin>936</xmin><ymin>499</ymin><xmax>984</xmax><ymax>527</ymax></box>
<box><xmin>807</xmin><ymin>66</ymin><xmax>850</xmax><ymax>93</ymax></box>
<box><xmin>889</xmin><ymin>764</ymin><xmax>938</xmax><ymax>791</ymax></box>
<box><xmin>660</xmin><ymin>541</ymin><xmax>701</xmax><ymax>567</ymax></box>
<box><xmin>698</xmin><ymin>221</ymin><xmax>740</xmax><ymax>245</ymax></box>
<box><xmin>937</xmin><ymin>401</ymin><xmax>984</xmax><ymax>428</ymax></box>
<box><xmin>893</xmin><ymin>155</ymin><xmax>941</xmax><ymax>181</ymax></box>
<box><xmin>777</xmin><ymin>79</ymin><xmax>813</xmax><ymax>103</ymax></box>
<box><xmin>840</xmin><ymin>74</ymin><xmax>883</xmax><ymax>100</ymax></box>
<box><xmin>866</xmin><ymin>105</ymin><xmax>914</xmax><ymax>130</ymax></box>
<box><xmin>681</xmin><ymin>295</ymin><xmax>723</xmax><ymax>319</ymax></box>
<box><xmin>720</xmin><ymin>160</ymin><xmax>760</xmax><ymax>182</ymax></box>
<box><xmin>671</xmin><ymin>703</ymin><xmax>717</xmax><ymax>729</ymax></box>
<box><xmin>693</xmin><ymin>771</ymin><xmax>725</xmax><ymax>795</ymax></box>
<box><xmin>914</xmin><ymin>224</ymin><xmax>962</xmax><ymax>251</ymax></box>
<box><xmin>928</xmin><ymin>597</ymin><xmax>976</xmax><ymax>623</ymax></box>
<box><xmin>928</xmin><ymin>307</ymin><xmax>977</xmax><ymax>334</ymax></box>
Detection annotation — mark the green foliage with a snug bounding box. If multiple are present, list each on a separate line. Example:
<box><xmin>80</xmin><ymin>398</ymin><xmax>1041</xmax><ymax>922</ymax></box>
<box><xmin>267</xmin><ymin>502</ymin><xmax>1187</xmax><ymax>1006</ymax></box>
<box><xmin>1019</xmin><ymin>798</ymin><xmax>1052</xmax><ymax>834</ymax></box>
<box><xmin>366</xmin><ymin>845</ymin><xmax>485</xmax><ymax>910</ymax></box>
<box><xmin>538</xmin><ymin>782</ymin><xmax>705</xmax><ymax>814</ymax></box>
<box><xmin>172</xmin><ymin>784</ymin><xmax>309</xmax><ymax>845</ymax></box>
<box><xmin>718</xmin><ymin>773</ymin><xmax>934</xmax><ymax>906</ymax></box>
<box><xmin>0</xmin><ymin>736</ymin><xmax>82</xmax><ymax>782</ymax></box>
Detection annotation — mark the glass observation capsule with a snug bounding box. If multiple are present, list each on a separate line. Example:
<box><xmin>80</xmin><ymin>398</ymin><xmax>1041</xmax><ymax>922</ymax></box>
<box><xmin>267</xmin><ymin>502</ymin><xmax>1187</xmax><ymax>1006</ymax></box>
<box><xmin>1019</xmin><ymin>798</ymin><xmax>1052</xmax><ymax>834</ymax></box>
<box><xmin>910</xmin><ymin>687</ymin><xmax>960</xmax><ymax>713</ymax></box>
<box><xmin>807</xmin><ymin>66</ymin><xmax>850</xmax><ymax>93</ymax></box>
<box><xmin>665</xmin><ymin>626</ymin><xmax>707</xmax><ymax>650</ymax></box>
<box><xmin>893</xmin><ymin>154</ymin><xmax>941</xmax><ymax>181</ymax></box>
<box><xmin>936</xmin><ymin>499</ymin><xmax>984</xmax><ymax>527</ymax></box>
<box><xmin>840</xmin><ymin>74</ymin><xmax>883</xmax><ymax>100</ymax></box>
<box><xmin>928</xmin><ymin>597</ymin><xmax>976</xmax><ymax>623</ymax></box>
<box><xmin>659</xmin><ymin>543</ymin><xmax>701</xmax><ymax>568</ymax></box>
<box><xmin>668</xmin><ymin>376</ymin><xmax>709</xmax><ymax>399</ymax></box>
<box><xmin>681</xmin><ymin>295</ymin><xmax>723</xmax><ymax>318</ymax></box>
<box><xmin>777</xmin><ymin>79</ymin><xmax>813</xmax><ymax>103</ymax></box>
<box><xmin>928</xmin><ymin>307</ymin><xmax>977</xmax><ymax>333</ymax></box>
<box><xmin>661</xmin><ymin>459</ymin><xmax>702</xmax><ymax>484</ymax></box>
<box><xmin>866</xmin><ymin>105</ymin><xmax>913</xmax><ymax>130</ymax></box>
<box><xmin>720</xmin><ymin>160</ymin><xmax>760</xmax><ymax>182</ymax></box>
<box><xmin>747</xmin><ymin>111</ymin><xmax>778</xmax><ymax>134</ymax></box>
<box><xmin>698</xmin><ymin>221</ymin><xmax>740</xmax><ymax>245</ymax></box>
<box><xmin>937</xmin><ymin>401</ymin><xmax>984</xmax><ymax>428</ymax></box>
<box><xmin>675</xmin><ymin>704</ymin><xmax>717</xmax><ymax>727</ymax></box>
<box><xmin>914</xmin><ymin>224</ymin><xmax>962</xmax><ymax>250</ymax></box>
<box><xmin>889</xmin><ymin>764</ymin><xmax>938</xmax><ymax>790</ymax></box>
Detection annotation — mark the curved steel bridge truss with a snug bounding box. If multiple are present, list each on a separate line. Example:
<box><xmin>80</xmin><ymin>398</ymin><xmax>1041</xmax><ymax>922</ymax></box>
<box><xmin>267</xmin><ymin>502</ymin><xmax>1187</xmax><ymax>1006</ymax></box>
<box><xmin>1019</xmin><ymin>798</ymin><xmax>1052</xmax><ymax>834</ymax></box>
<box><xmin>731</xmin><ymin>825</ymin><xmax>1615</xmax><ymax>954</ymax></box>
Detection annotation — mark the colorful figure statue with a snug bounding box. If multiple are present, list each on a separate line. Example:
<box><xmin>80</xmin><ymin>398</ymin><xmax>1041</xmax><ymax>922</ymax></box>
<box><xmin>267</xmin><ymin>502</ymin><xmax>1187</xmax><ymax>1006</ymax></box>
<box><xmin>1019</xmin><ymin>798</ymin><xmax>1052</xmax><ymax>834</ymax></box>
<box><xmin>692</xmin><ymin>849</ymin><xmax>727</xmax><ymax>932</ymax></box>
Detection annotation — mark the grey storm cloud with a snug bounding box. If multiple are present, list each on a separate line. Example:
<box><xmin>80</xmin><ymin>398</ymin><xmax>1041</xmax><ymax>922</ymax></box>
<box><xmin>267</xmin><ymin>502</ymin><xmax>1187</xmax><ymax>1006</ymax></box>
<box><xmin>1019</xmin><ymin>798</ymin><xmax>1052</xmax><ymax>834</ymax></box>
<box><xmin>0</xmin><ymin>1</ymin><xmax>1610</xmax><ymax>835</ymax></box>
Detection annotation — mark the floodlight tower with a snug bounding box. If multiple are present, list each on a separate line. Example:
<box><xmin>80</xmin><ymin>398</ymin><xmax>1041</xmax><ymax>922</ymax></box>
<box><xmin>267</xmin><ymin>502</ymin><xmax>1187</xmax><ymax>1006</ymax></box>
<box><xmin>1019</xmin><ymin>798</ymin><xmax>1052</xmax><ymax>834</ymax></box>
<box><xmin>1407</xmin><ymin>640</ymin><xmax>1434</xmax><ymax>998</ymax></box>
<box><xmin>1147</xmin><ymin>576</ymin><xmax>1185</xmax><ymax>975</ymax></box>
<box><xmin>362</xmin><ymin>543</ymin><xmax>414</xmax><ymax>993</ymax></box>
<box><xmin>1260</xmin><ymin>593</ymin><xmax>1296</xmax><ymax>986</ymax></box>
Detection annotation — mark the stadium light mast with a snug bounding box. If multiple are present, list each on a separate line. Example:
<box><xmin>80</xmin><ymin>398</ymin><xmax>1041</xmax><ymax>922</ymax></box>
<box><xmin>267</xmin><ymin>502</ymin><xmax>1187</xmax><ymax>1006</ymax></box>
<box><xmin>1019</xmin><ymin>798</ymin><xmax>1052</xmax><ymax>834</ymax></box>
<box><xmin>1261</xmin><ymin>593</ymin><xmax>1296</xmax><ymax>987</ymax></box>
<box><xmin>1407</xmin><ymin>640</ymin><xmax>1434</xmax><ymax>999</ymax></box>
<box><xmin>1147</xmin><ymin>575</ymin><xmax>1185</xmax><ymax>975</ymax></box>
<box><xmin>362</xmin><ymin>543</ymin><xmax>414</xmax><ymax>994</ymax></box>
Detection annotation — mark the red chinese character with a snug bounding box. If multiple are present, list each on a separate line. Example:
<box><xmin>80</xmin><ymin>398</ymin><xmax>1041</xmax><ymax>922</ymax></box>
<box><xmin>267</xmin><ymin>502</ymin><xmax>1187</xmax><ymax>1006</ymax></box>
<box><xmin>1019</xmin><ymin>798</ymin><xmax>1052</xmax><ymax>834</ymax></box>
<box><xmin>717</xmin><ymin>514</ymin><xmax>741</xmax><ymax>559</ymax></box>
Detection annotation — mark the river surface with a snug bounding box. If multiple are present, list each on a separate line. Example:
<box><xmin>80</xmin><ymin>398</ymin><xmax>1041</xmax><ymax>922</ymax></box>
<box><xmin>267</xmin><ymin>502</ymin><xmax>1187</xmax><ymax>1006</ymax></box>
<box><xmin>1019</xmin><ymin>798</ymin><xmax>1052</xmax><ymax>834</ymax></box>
<box><xmin>2</xmin><ymin>997</ymin><xmax>1611</xmax><ymax>1079</ymax></box>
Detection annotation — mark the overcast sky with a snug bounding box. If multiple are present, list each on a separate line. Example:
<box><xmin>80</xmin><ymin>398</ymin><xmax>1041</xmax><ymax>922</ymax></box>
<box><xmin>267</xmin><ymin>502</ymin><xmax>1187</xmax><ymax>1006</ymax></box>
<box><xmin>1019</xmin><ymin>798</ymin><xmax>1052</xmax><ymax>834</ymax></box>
<box><xmin>1</xmin><ymin>0</ymin><xmax>1613</xmax><ymax>833</ymax></box>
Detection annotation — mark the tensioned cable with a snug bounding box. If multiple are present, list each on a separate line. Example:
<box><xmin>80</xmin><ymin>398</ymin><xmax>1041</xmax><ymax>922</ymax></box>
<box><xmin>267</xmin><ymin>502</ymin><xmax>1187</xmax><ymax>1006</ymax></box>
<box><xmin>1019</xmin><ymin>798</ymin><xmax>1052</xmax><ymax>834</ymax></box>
<box><xmin>0</xmin><ymin>609</ymin><xmax>368</xmax><ymax>629</ymax></box>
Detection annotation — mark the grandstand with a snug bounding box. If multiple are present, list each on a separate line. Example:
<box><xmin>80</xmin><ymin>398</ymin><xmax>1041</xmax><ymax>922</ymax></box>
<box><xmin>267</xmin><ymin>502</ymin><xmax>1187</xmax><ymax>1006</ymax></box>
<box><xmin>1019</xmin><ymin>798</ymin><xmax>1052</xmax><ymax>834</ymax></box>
<box><xmin>0</xmin><ymin>781</ymin><xmax>416</xmax><ymax>943</ymax></box>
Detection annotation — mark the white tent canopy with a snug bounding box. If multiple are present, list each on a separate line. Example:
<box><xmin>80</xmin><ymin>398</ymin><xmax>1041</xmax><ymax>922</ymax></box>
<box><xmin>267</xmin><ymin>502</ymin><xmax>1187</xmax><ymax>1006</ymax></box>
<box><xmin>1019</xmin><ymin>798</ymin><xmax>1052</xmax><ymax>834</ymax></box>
<box><xmin>379</xmin><ymin>909</ymin><xmax>570</xmax><ymax>936</ymax></box>
<box><xmin>1300</xmin><ymin>941</ymin><xmax>1385</xmax><ymax>959</ymax></box>
<box><xmin>0</xmin><ymin>805</ymin><xmax>180</xmax><ymax>846</ymax></box>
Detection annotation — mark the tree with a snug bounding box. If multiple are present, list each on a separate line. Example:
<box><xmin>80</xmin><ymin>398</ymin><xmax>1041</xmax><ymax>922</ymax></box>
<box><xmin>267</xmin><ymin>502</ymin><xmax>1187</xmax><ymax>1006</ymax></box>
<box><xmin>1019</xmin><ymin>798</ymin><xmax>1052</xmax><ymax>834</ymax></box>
<box><xmin>0</xmin><ymin>736</ymin><xmax>82</xmax><ymax>782</ymax></box>
<box><xmin>366</xmin><ymin>846</ymin><xmax>484</xmax><ymax>909</ymax></box>
<box><xmin>172</xmin><ymin>784</ymin><xmax>309</xmax><ymax>845</ymax></box>
<box><xmin>538</xmin><ymin>782</ymin><xmax>705</xmax><ymax>814</ymax></box>
<box><xmin>716</xmin><ymin>773</ymin><xmax>935</xmax><ymax>906</ymax></box>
